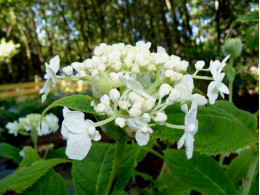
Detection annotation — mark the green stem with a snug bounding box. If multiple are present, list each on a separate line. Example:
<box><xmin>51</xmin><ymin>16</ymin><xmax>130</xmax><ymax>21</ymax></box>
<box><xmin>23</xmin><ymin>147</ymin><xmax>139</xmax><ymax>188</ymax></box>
<box><xmin>218</xmin><ymin>153</ymin><xmax>226</xmax><ymax>167</ymax></box>
<box><xmin>164</xmin><ymin>122</ymin><xmax>185</xmax><ymax>130</ymax></box>
<box><xmin>228</xmin><ymin>58</ymin><xmax>234</xmax><ymax>102</ymax></box>
<box><xmin>146</xmin><ymin>69</ymin><xmax>163</xmax><ymax>94</ymax></box>
<box><xmin>192</xmin><ymin>75</ymin><xmax>214</xmax><ymax>80</ymax></box>
<box><xmin>241</xmin><ymin>145</ymin><xmax>259</xmax><ymax>195</ymax></box>
<box><xmin>105</xmin><ymin>139</ymin><xmax>126</xmax><ymax>195</ymax></box>
<box><xmin>94</xmin><ymin>115</ymin><xmax>116</xmax><ymax>127</ymax></box>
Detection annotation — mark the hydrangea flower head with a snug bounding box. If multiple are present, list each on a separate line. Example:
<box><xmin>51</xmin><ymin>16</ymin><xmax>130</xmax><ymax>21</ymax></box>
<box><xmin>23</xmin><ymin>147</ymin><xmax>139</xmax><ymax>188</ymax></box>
<box><xmin>40</xmin><ymin>41</ymin><xmax>230</xmax><ymax>159</ymax></box>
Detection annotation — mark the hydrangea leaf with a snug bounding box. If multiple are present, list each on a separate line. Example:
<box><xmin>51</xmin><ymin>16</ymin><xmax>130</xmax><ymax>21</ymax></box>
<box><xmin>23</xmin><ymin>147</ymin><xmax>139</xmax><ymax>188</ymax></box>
<box><xmin>153</xmin><ymin>101</ymin><xmax>258</xmax><ymax>154</ymax></box>
<box><xmin>19</xmin><ymin>146</ymin><xmax>41</xmax><ymax>168</ymax></box>
<box><xmin>42</xmin><ymin>94</ymin><xmax>98</xmax><ymax>116</ymax></box>
<box><xmin>0</xmin><ymin>142</ymin><xmax>22</xmax><ymax>164</ymax></box>
<box><xmin>46</xmin><ymin>147</ymin><xmax>67</xmax><ymax>159</ymax></box>
<box><xmin>21</xmin><ymin>170</ymin><xmax>68</xmax><ymax>195</ymax></box>
<box><xmin>0</xmin><ymin>158</ymin><xmax>70</xmax><ymax>194</ymax></box>
<box><xmin>72</xmin><ymin>143</ymin><xmax>139</xmax><ymax>195</ymax></box>
<box><xmin>72</xmin><ymin>143</ymin><xmax>115</xmax><ymax>195</ymax></box>
<box><xmin>164</xmin><ymin>149</ymin><xmax>237</xmax><ymax>195</ymax></box>
<box><xmin>226</xmin><ymin>149</ymin><xmax>253</xmax><ymax>183</ymax></box>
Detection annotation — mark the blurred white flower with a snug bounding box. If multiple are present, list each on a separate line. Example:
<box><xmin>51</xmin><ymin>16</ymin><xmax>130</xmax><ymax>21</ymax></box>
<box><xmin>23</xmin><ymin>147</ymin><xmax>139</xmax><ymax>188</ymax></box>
<box><xmin>39</xmin><ymin>55</ymin><xmax>60</xmax><ymax>102</ymax></box>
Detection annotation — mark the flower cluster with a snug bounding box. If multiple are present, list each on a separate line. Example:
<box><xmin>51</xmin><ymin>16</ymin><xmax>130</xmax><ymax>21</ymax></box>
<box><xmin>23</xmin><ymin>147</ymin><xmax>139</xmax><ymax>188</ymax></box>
<box><xmin>5</xmin><ymin>113</ymin><xmax>59</xmax><ymax>137</ymax></box>
<box><xmin>40</xmin><ymin>41</ymin><xmax>230</xmax><ymax>160</ymax></box>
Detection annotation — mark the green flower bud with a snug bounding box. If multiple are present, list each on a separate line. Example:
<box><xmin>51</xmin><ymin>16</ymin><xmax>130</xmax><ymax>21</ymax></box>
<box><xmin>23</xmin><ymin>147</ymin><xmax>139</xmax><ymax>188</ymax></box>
<box><xmin>92</xmin><ymin>71</ymin><xmax>113</xmax><ymax>100</ymax></box>
<box><xmin>222</xmin><ymin>38</ymin><xmax>242</xmax><ymax>58</ymax></box>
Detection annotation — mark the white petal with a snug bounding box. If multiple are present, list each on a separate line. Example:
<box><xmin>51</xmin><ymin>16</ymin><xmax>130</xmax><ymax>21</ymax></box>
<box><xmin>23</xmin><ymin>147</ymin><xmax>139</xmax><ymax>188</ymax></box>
<box><xmin>216</xmin><ymin>82</ymin><xmax>229</xmax><ymax>94</ymax></box>
<box><xmin>177</xmin><ymin>134</ymin><xmax>186</xmax><ymax>149</ymax></box>
<box><xmin>93</xmin><ymin>131</ymin><xmax>101</xmax><ymax>141</ymax></box>
<box><xmin>220</xmin><ymin>92</ymin><xmax>225</xmax><ymax>99</ymax></box>
<box><xmin>191</xmin><ymin>94</ymin><xmax>207</xmax><ymax>105</ymax></box>
<box><xmin>175</xmin><ymin>75</ymin><xmax>194</xmax><ymax>99</ymax></box>
<box><xmin>207</xmin><ymin>81</ymin><xmax>219</xmax><ymax>104</ymax></box>
<box><xmin>66</xmin><ymin>133</ymin><xmax>91</xmax><ymax>160</ymax></box>
<box><xmin>46</xmin><ymin>66</ymin><xmax>58</xmax><ymax>84</ymax></box>
<box><xmin>185</xmin><ymin>134</ymin><xmax>194</xmax><ymax>159</ymax></box>
<box><xmin>126</xmin><ymin>117</ymin><xmax>146</xmax><ymax>131</ymax></box>
<box><xmin>217</xmin><ymin>55</ymin><xmax>230</xmax><ymax>75</ymax></box>
<box><xmin>63</xmin><ymin>111</ymin><xmax>86</xmax><ymax>134</ymax></box>
<box><xmin>61</xmin><ymin>122</ymin><xmax>69</xmax><ymax>139</ymax></box>
<box><xmin>209</xmin><ymin>60</ymin><xmax>221</xmax><ymax>79</ymax></box>
<box><xmin>49</xmin><ymin>55</ymin><xmax>60</xmax><ymax>73</ymax></box>
<box><xmin>216</xmin><ymin>73</ymin><xmax>225</xmax><ymax>83</ymax></box>
<box><xmin>185</xmin><ymin>102</ymin><xmax>197</xmax><ymax>126</ymax></box>
<box><xmin>135</xmin><ymin>131</ymin><xmax>149</xmax><ymax>146</ymax></box>
<box><xmin>39</xmin><ymin>78</ymin><xmax>51</xmax><ymax>95</ymax></box>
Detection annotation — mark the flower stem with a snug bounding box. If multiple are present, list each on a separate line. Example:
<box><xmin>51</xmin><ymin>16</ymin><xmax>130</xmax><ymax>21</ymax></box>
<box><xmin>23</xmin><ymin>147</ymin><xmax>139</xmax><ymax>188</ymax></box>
<box><xmin>228</xmin><ymin>57</ymin><xmax>234</xmax><ymax>102</ymax></box>
<box><xmin>105</xmin><ymin>139</ymin><xmax>126</xmax><ymax>195</ymax></box>
<box><xmin>241</xmin><ymin>145</ymin><xmax>259</xmax><ymax>195</ymax></box>
<box><xmin>192</xmin><ymin>75</ymin><xmax>214</xmax><ymax>80</ymax></box>
<box><xmin>164</xmin><ymin>122</ymin><xmax>185</xmax><ymax>130</ymax></box>
<box><xmin>94</xmin><ymin>115</ymin><xmax>116</xmax><ymax>127</ymax></box>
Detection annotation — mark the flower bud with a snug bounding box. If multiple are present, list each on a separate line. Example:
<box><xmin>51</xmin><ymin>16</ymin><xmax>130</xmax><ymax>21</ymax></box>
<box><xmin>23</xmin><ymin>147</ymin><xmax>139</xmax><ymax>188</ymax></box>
<box><xmin>166</xmin><ymin>88</ymin><xmax>180</xmax><ymax>105</ymax></box>
<box><xmin>92</xmin><ymin>71</ymin><xmax>113</xmax><ymax>101</ymax></box>
<box><xmin>143</xmin><ymin>98</ymin><xmax>156</xmax><ymax>112</ymax></box>
<box><xmin>154</xmin><ymin>112</ymin><xmax>167</xmax><ymax>124</ymax></box>
<box><xmin>176</xmin><ymin>60</ymin><xmax>189</xmax><ymax>72</ymax></box>
<box><xmin>109</xmin><ymin>89</ymin><xmax>120</xmax><ymax>103</ymax></box>
<box><xmin>118</xmin><ymin>100</ymin><xmax>129</xmax><ymax>110</ymax></box>
<box><xmin>181</xmin><ymin>103</ymin><xmax>188</xmax><ymax>113</ymax></box>
<box><xmin>115</xmin><ymin>117</ymin><xmax>126</xmax><ymax>128</ymax></box>
<box><xmin>195</xmin><ymin>61</ymin><xmax>205</xmax><ymax>71</ymax></box>
<box><xmin>159</xmin><ymin>83</ymin><xmax>172</xmax><ymax>99</ymax></box>
<box><xmin>95</xmin><ymin>103</ymin><xmax>106</xmax><ymax>113</ymax></box>
<box><xmin>62</xmin><ymin>66</ymin><xmax>73</xmax><ymax>75</ymax></box>
<box><xmin>129</xmin><ymin>108</ymin><xmax>142</xmax><ymax>117</ymax></box>
<box><xmin>142</xmin><ymin>113</ymin><xmax>151</xmax><ymax>122</ymax></box>
<box><xmin>223</xmin><ymin>38</ymin><xmax>242</xmax><ymax>58</ymax></box>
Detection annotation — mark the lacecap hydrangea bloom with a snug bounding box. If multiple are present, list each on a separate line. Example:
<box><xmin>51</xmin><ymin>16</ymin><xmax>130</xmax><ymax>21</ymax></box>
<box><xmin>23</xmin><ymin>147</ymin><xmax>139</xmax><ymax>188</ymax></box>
<box><xmin>5</xmin><ymin>113</ymin><xmax>59</xmax><ymax>136</ymax></box>
<box><xmin>40</xmin><ymin>41</ymin><xmax>230</xmax><ymax>160</ymax></box>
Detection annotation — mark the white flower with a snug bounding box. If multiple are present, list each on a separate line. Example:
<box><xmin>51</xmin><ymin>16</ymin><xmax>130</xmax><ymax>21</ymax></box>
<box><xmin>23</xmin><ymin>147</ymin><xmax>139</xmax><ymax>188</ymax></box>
<box><xmin>195</xmin><ymin>61</ymin><xmax>205</xmax><ymax>71</ymax></box>
<box><xmin>5</xmin><ymin>121</ymin><xmax>19</xmax><ymax>136</ymax></box>
<box><xmin>61</xmin><ymin>107</ymin><xmax>101</xmax><ymax>160</ymax></box>
<box><xmin>39</xmin><ymin>55</ymin><xmax>60</xmax><ymax>102</ymax></box>
<box><xmin>177</xmin><ymin>102</ymin><xmax>198</xmax><ymax>159</ymax></box>
<box><xmin>154</xmin><ymin>112</ymin><xmax>167</xmax><ymax>124</ymax></box>
<box><xmin>45</xmin><ymin>113</ymin><xmax>59</xmax><ymax>133</ymax></box>
<box><xmin>62</xmin><ymin>66</ymin><xmax>73</xmax><ymax>75</ymax></box>
<box><xmin>175</xmin><ymin>75</ymin><xmax>207</xmax><ymax>105</ymax></box>
<box><xmin>115</xmin><ymin>117</ymin><xmax>126</xmax><ymax>128</ymax></box>
<box><xmin>142</xmin><ymin>113</ymin><xmax>151</xmax><ymax>122</ymax></box>
<box><xmin>109</xmin><ymin>89</ymin><xmax>120</xmax><ymax>103</ymax></box>
<box><xmin>207</xmin><ymin>56</ymin><xmax>230</xmax><ymax>104</ymax></box>
<box><xmin>126</xmin><ymin>117</ymin><xmax>153</xmax><ymax>146</ymax></box>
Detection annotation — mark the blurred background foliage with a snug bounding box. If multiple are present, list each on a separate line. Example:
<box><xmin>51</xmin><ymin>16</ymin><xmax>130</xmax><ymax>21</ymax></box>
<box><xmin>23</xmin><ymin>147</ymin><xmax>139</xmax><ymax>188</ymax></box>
<box><xmin>0</xmin><ymin>0</ymin><xmax>258</xmax><ymax>84</ymax></box>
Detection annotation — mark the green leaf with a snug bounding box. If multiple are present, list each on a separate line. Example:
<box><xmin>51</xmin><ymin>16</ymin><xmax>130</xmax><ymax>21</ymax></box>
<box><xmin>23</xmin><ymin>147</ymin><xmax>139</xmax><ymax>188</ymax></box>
<box><xmin>133</xmin><ymin>170</ymin><xmax>153</xmax><ymax>181</ymax></box>
<box><xmin>0</xmin><ymin>158</ymin><xmax>70</xmax><ymax>194</ymax></box>
<box><xmin>164</xmin><ymin>149</ymin><xmax>237</xmax><ymax>195</ymax></box>
<box><xmin>112</xmin><ymin>145</ymin><xmax>139</xmax><ymax>194</ymax></box>
<box><xmin>46</xmin><ymin>147</ymin><xmax>67</xmax><ymax>159</ymax></box>
<box><xmin>153</xmin><ymin>101</ymin><xmax>258</xmax><ymax>154</ymax></box>
<box><xmin>19</xmin><ymin>146</ymin><xmax>41</xmax><ymax>168</ymax></box>
<box><xmin>226</xmin><ymin>13</ymin><xmax>259</xmax><ymax>39</ymax></box>
<box><xmin>224</xmin><ymin>65</ymin><xmax>235</xmax><ymax>81</ymax></box>
<box><xmin>226</xmin><ymin>149</ymin><xmax>253</xmax><ymax>183</ymax></box>
<box><xmin>157</xmin><ymin>172</ymin><xmax>191</xmax><ymax>195</ymax></box>
<box><xmin>72</xmin><ymin>143</ymin><xmax>115</xmax><ymax>195</ymax></box>
<box><xmin>249</xmin><ymin>179</ymin><xmax>259</xmax><ymax>195</ymax></box>
<box><xmin>21</xmin><ymin>170</ymin><xmax>69</xmax><ymax>195</ymax></box>
<box><xmin>42</xmin><ymin>95</ymin><xmax>98</xmax><ymax>116</ymax></box>
<box><xmin>0</xmin><ymin>142</ymin><xmax>22</xmax><ymax>164</ymax></box>
<box><xmin>234</xmin><ymin>66</ymin><xmax>247</xmax><ymax>75</ymax></box>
